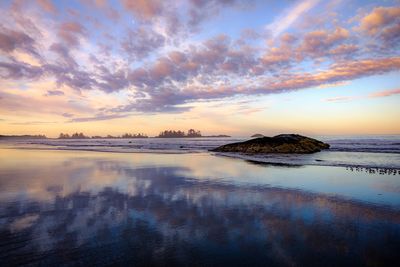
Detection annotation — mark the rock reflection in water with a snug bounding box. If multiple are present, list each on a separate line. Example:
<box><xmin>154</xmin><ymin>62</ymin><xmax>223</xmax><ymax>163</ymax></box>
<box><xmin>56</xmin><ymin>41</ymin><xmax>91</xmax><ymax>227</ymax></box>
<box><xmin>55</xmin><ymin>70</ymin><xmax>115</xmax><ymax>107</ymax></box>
<box><xmin>0</xmin><ymin>150</ymin><xmax>400</xmax><ymax>266</ymax></box>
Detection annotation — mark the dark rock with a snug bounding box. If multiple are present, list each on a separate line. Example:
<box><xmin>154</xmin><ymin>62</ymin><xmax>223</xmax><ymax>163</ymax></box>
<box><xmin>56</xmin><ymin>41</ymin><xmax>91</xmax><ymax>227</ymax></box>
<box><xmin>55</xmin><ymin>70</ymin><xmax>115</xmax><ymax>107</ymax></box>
<box><xmin>211</xmin><ymin>134</ymin><xmax>330</xmax><ymax>154</ymax></box>
<box><xmin>251</xmin><ymin>134</ymin><xmax>264</xmax><ymax>138</ymax></box>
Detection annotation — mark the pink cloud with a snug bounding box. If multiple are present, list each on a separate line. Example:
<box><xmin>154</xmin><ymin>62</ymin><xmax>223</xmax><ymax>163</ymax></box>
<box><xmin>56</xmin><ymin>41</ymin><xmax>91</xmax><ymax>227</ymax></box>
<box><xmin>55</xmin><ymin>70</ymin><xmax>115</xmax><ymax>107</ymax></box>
<box><xmin>122</xmin><ymin>0</ymin><xmax>163</xmax><ymax>20</ymax></box>
<box><xmin>298</xmin><ymin>27</ymin><xmax>349</xmax><ymax>57</ymax></box>
<box><xmin>237</xmin><ymin>107</ymin><xmax>265</xmax><ymax>115</ymax></box>
<box><xmin>329</xmin><ymin>44</ymin><xmax>359</xmax><ymax>56</ymax></box>
<box><xmin>262</xmin><ymin>47</ymin><xmax>293</xmax><ymax>67</ymax></box>
<box><xmin>369</xmin><ymin>88</ymin><xmax>400</xmax><ymax>98</ymax></box>
<box><xmin>325</xmin><ymin>88</ymin><xmax>400</xmax><ymax>103</ymax></box>
<box><xmin>168</xmin><ymin>51</ymin><xmax>187</xmax><ymax>64</ymax></box>
<box><xmin>261</xmin><ymin>27</ymin><xmax>356</xmax><ymax>68</ymax></box>
<box><xmin>36</xmin><ymin>0</ymin><xmax>56</xmax><ymax>13</ymax></box>
<box><xmin>280</xmin><ymin>33</ymin><xmax>298</xmax><ymax>44</ymax></box>
<box><xmin>58</xmin><ymin>22</ymin><xmax>86</xmax><ymax>47</ymax></box>
<box><xmin>149</xmin><ymin>59</ymin><xmax>174</xmax><ymax>81</ymax></box>
<box><xmin>325</xmin><ymin>96</ymin><xmax>355</xmax><ymax>102</ymax></box>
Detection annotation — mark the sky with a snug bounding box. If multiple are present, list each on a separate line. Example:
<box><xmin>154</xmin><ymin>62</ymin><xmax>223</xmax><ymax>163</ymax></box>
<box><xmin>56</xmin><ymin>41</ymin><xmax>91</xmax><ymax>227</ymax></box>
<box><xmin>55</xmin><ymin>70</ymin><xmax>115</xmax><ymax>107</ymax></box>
<box><xmin>0</xmin><ymin>0</ymin><xmax>399</xmax><ymax>137</ymax></box>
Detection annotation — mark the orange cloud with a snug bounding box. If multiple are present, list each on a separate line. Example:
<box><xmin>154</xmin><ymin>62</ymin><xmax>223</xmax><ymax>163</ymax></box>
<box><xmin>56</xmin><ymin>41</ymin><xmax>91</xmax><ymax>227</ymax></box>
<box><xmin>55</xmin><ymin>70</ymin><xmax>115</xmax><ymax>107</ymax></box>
<box><xmin>266</xmin><ymin>57</ymin><xmax>400</xmax><ymax>92</ymax></box>
<box><xmin>359</xmin><ymin>6</ymin><xmax>400</xmax><ymax>35</ymax></box>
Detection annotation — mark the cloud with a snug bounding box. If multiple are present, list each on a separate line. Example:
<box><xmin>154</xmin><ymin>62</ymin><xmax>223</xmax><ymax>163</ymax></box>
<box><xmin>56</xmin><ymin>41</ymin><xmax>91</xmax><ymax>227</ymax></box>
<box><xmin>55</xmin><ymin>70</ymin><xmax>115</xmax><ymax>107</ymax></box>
<box><xmin>122</xmin><ymin>57</ymin><xmax>400</xmax><ymax>113</ymax></box>
<box><xmin>49</xmin><ymin>43</ymin><xmax>78</xmax><ymax>67</ymax></box>
<box><xmin>69</xmin><ymin>113</ymin><xmax>130</xmax><ymax>122</ymax></box>
<box><xmin>325</xmin><ymin>96</ymin><xmax>355</xmax><ymax>102</ymax></box>
<box><xmin>237</xmin><ymin>107</ymin><xmax>265</xmax><ymax>115</ymax></box>
<box><xmin>44</xmin><ymin>64</ymin><xmax>97</xmax><ymax>91</ymax></box>
<box><xmin>261</xmin><ymin>27</ymin><xmax>355</xmax><ymax>68</ymax></box>
<box><xmin>0</xmin><ymin>90</ymin><xmax>92</xmax><ymax>116</ymax></box>
<box><xmin>261</xmin><ymin>46</ymin><xmax>293</xmax><ymax>69</ymax></box>
<box><xmin>121</xmin><ymin>0</ymin><xmax>249</xmax><ymax>35</ymax></box>
<box><xmin>368</xmin><ymin>88</ymin><xmax>400</xmax><ymax>98</ymax></box>
<box><xmin>329</xmin><ymin>44</ymin><xmax>359</xmax><ymax>56</ymax></box>
<box><xmin>0</xmin><ymin>27</ymin><xmax>38</xmax><ymax>57</ymax></box>
<box><xmin>0</xmin><ymin>1</ymin><xmax>399</xmax><ymax>118</ymax></box>
<box><xmin>58</xmin><ymin>22</ymin><xmax>86</xmax><ymax>47</ymax></box>
<box><xmin>359</xmin><ymin>6</ymin><xmax>400</xmax><ymax>47</ymax></box>
<box><xmin>266</xmin><ymin>0</ymin><xmax>320</xmax><ymax>38</ymax></box>
<box><xmin>121</xmin><ymin>27</ymin><xmax>165</xmax><ymax>60</ymax></box>
<box><xmin>62</xmin><ymin>112</ymin><xmax>74</xmax><ymax>118</ymax></box>
<box><xmin>187</xmin><ymin>0</ymin><xmax>250</xmax><ymax>30</ymax></box>
<box><xmin>0</xmin><ymin>59</ymin><xmax>128</xmax><ymax>93</ymax></box>
<box><xmin>0</xmin><ymin>60</ymin><xmax>44</xmax><ymax>80</ymax></box>
<box><xmin>380</xmin><ymin>23</ymin><xmax>400</xmax><ymax>45</ymax></box>
<box><xmin>262</xmin><ymin>57</ymin><xmax>400</xmax><ymax>93</ymax></box>
<box><xmin>2</xmin><ymin>25</ymin><xmax>399</xmax><ymax>114</ymax></box>
<box><xmin>45</xmin><ymin>90</ymin><xmax>64</xmax><ymax>96</ymax></box>
<box><xmin>122</xmin><ymin>0</ymin><xmax>163</xmax><ymax>20</ymax></box>
<box><xmin>298</xmin><ymin>27</ymin><xmax>349</xmax><ymax>57</ymax></box>
<box><xmin>36</xmin><ymin>0</ymin><xmax>57</xmax><ymax>13</ymax></box>
<box><xmin>324</xmin><ymin>88</ymin><xmax>400</xmax><ymax>102</ymax></box>
<box><xmin>359</xmin><ymin>7</ymin><xmax>400</xmax><ymax>35</ymax></box>
<box><xmin>9</xmin><ymin>120</ymin><xmax>57</xmax><ymax>125</ymax></box>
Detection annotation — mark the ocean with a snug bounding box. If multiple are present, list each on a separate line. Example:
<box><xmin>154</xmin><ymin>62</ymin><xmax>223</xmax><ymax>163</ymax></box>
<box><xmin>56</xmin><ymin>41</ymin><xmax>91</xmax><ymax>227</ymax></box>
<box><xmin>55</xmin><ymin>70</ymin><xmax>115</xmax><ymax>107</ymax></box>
<box><xmin>2</xmin><ymin>135</ymin><xmax>400</xmax><ymax>169</ymax></box>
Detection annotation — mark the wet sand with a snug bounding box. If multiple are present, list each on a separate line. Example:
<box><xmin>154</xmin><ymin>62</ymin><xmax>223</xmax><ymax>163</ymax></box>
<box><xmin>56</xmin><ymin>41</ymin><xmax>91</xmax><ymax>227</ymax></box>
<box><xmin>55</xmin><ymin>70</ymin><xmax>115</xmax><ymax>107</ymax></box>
<box><xmin>0</xmin><ymin>148</ymin><xmax>399</xmax><ymax>266</ymax></box>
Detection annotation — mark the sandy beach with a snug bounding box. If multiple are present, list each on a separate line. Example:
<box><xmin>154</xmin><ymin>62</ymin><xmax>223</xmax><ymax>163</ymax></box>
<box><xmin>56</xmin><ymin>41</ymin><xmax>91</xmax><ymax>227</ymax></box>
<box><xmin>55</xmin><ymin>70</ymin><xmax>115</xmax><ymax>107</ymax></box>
<box><xmin>1</xmin><ymin>146</ymin><xmax>399</xmax><ymax>266</ymax></box>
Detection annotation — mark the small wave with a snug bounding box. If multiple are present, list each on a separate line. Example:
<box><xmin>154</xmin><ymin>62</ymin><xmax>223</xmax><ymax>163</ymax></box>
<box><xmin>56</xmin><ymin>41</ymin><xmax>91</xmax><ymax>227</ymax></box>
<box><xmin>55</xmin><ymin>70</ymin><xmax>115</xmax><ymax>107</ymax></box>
<box><xmin>329</xmin><ymin>147</ymin><xmax>400</xmax><ymax>154</ymax></box>
<box><xmin>211</xmin><ymin>152</ymin><xmax>400</xmax><ymax>172</ymax></box>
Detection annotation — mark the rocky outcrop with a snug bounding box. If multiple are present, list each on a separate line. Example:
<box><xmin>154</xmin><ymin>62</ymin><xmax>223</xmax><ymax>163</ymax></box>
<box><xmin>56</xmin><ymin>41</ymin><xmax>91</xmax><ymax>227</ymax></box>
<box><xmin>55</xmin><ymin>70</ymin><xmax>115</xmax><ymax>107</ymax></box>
<box><xmin>251</xmin><ymin>134</ymin><xmax>264</xmax><ymax>138</ymax></box>
<box><xmin>211</xmin><ymin>134</ymin><xmax>330</xmax><ymax>154</ymax></box>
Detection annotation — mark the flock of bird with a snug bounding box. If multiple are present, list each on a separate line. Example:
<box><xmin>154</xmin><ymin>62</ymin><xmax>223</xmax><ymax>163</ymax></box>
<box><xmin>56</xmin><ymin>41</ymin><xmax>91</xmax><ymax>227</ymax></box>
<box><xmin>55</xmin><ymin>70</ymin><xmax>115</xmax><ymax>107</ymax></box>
<box><xmin>345</xmin><ymin>166</ymin><xmax>399</xmax><ymax>175</ymax></box>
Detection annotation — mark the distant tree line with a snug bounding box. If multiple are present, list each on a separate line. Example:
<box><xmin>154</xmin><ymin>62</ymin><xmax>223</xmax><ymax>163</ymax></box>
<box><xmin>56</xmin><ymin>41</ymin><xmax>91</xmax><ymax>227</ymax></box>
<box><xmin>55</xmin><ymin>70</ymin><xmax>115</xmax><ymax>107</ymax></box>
<box><xmin>0</xmin><ymin>134</ymin><xmax>47</xmax><ymax>139</ymax></box>
<box><xmin>58</xmin><ymin>133</ymin><xmax>148</xmax><ymax>139</ymax></box>
<box><xmin>120</xmin><ymin>133</ymin><xmax>148</xmax><ymax>138</ymax></box>
<box><xmin>1</xmin><ymin>131</ymin><xmax>229</xmax><ymax>139</ymax></box>
<box><xmin>59</xmin><ymin>133</ymin><xmax>89</xmax><ymax>139</ymax></box>
<box><xmin>157</xmin><ymin>129</ymin><xmax>202</xmax><ymax>138</ymax></box>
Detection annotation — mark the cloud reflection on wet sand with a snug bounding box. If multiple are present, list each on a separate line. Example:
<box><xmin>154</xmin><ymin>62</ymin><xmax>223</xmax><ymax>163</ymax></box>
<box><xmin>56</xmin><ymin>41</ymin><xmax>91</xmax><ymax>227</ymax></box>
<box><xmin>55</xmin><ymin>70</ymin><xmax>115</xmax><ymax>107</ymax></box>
<box><xmin>0</xmin><ymin>149</ymin><xmax>400</xmax><ymax>266</ymax></box>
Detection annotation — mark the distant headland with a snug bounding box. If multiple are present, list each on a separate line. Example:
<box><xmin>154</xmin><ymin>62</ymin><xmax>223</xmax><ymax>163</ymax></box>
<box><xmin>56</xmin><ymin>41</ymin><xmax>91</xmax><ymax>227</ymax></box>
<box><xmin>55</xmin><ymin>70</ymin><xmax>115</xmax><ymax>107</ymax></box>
<box><xmin>251</xmin><ymin>134</ymin><xmax>264</xmax><ymax>138</ymax></box>
<box><xmin>58</xmin><ymin>132</ymin><xmax>148</xmax><ymax>139</ymax></box>
<box><xmin>0</xmin><ymin>134</ymin><xmax>47</xmax><ymax>139</ymax></box>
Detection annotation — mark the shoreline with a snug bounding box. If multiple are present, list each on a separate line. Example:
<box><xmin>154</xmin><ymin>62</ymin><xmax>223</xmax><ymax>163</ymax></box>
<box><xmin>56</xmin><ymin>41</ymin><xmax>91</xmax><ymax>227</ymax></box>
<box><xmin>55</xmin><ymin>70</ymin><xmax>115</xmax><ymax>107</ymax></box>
<box><xmin>1</xmin><ymin>144</ymin><xmax>400</xmax><ymax>173</ymax></box>
<box><xmin>212</xmin><ymin>152</ymin><xmax>400</xmax><ymax>172</ymax></box>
